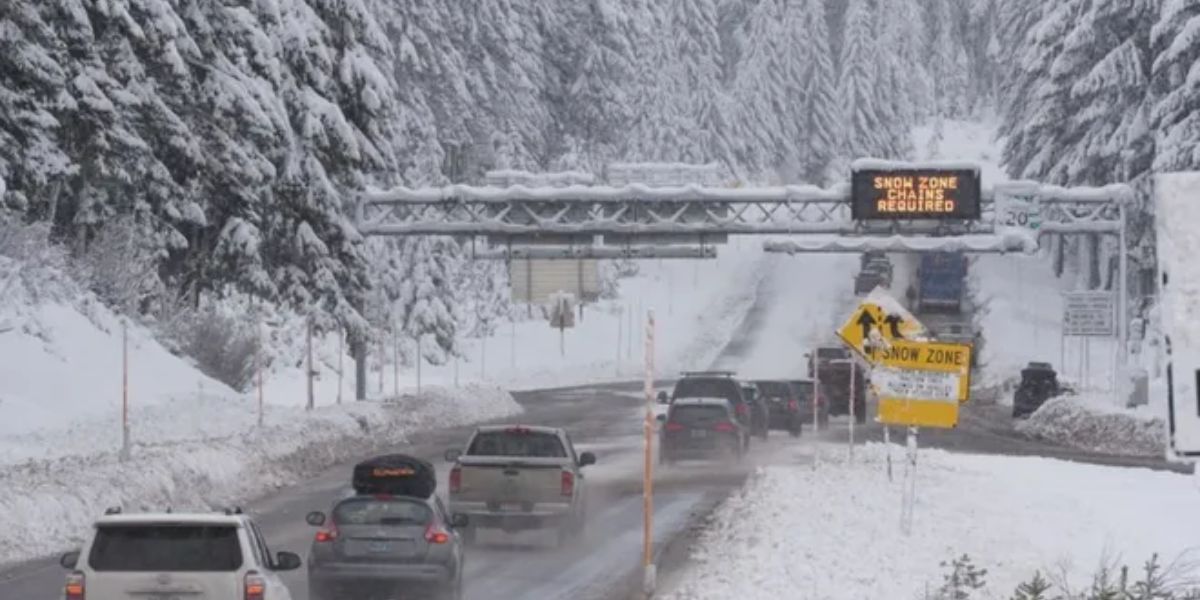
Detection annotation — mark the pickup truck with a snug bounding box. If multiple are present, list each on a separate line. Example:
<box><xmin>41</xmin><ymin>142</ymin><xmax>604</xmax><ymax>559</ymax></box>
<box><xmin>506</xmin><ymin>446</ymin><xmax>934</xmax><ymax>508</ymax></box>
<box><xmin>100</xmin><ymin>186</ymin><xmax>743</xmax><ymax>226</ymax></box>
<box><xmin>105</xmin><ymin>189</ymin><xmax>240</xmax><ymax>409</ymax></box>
<box><xmin>445</xmin><ymin>425</ymin><xmax>595</xmax><ymax>546</ymax></box>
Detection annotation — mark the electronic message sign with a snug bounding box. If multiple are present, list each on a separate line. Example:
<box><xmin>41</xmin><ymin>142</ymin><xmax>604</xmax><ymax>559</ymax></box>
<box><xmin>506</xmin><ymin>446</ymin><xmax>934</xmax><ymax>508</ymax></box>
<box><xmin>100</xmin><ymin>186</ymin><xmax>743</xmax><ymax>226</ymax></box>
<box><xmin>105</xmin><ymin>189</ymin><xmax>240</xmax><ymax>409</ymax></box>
<box><xmin>851</xmin><ymin>169</ymin><xmax>981</xmax><ymax>220</ymax></box>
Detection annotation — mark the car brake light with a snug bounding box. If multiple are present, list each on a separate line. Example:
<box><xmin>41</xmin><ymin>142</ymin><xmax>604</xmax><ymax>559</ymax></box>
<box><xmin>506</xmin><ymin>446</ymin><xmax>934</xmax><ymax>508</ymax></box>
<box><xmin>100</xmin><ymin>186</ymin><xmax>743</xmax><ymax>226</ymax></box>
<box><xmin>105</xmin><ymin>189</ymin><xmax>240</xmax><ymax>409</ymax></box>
<box><xmin>424</xmin><ymin>523</ymin><xmax>450</xmax><ymax>545</ymax></box>
<box><xmin>788</xmin><ymin>400</ymin><xmax>799</xmax><ymax>411</ymax></box>
<box><xmin>713</xmin><ymin>421</ymin><xmax>737</xmax><ymax>432</ymax></box>
<box><xmin>244</xmin><ymin>571</ymin><xmax>265</xmax><ymax>600</ymax></box>
<box><xmin>65</xmin><ymin>571</ymin><xmax>85</xmax><ymax>600</ymax></box>
<box><xmin>449</xmin><ymin>466</ymin><xmax>462</xmax><ymax>493</ymax></box>
<box><xmin>561</xmin><ymin>470</ymin><xmax>575</xmax><ymax>497</ymax></box>
<box><xmin>315</xmin><ymin>522</ymin><xmax>338</xmax><ymax>542</ymax></box>
<box><xmin>664</xmin><ymin>421</ymin><xmax>686</xmax><ymax>432</ymax></box>
<box><xmin>505</xmin><ymin>426</ymin><xmax>531</xmax><ymax>434</ymax></box>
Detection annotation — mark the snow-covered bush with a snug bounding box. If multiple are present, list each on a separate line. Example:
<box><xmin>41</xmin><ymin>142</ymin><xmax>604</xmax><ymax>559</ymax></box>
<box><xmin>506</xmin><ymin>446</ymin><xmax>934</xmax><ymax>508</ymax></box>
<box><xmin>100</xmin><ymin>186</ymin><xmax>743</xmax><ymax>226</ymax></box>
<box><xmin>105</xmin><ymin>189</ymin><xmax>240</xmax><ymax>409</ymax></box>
<box><xmin>156</xmin><ymin>298</ymin><xmax>261</xmax><ymax>392</ymax></box>
<box><xmin>1015</xmin><ymin>395</ymin><xmax>1166</xmax><ymax>457</ymax></box>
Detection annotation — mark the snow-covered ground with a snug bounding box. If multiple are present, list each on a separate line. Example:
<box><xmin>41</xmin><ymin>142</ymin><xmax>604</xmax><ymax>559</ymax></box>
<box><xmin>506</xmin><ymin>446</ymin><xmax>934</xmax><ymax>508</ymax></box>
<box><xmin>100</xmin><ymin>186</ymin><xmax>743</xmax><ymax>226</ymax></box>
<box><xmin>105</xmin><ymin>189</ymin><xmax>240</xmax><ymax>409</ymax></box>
<box><xmin>662</xmin><ymin>442</ymin><xmax>1200</xmax><ymax>600</ymax></box>
<box><xmin>266</xmin><ymin>240</ymin><xmax>768</xmax><ymax>404</ymax></box>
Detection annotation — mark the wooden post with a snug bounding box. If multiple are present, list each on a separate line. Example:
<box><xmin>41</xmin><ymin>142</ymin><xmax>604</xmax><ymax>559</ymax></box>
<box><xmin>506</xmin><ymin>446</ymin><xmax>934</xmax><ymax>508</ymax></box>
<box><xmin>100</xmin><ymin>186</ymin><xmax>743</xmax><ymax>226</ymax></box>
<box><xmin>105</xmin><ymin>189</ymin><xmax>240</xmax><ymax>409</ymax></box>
<box><xmin>306</xmin><ymin>318</ymin><xmax>314</xmax><ymax>411</ymax></box>
<box><xmin>642</xmin><ymin>310</ymin><xmax>657</xmax><ymax>595</ymax></box>
<box><xmin>121</xmin><ymin>320</ymin><xmax>130</xmax><ymax>461</ymax></box>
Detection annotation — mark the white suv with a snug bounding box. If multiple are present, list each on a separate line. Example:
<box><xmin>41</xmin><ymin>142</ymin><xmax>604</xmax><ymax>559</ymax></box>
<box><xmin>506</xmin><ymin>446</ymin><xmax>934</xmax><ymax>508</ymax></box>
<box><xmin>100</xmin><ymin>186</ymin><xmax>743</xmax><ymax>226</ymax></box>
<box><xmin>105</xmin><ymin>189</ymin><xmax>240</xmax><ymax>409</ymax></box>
<box><xmin>59</xmin><ymin>508</ymin><xmax>300</xmax><ymax>600</ymax></box>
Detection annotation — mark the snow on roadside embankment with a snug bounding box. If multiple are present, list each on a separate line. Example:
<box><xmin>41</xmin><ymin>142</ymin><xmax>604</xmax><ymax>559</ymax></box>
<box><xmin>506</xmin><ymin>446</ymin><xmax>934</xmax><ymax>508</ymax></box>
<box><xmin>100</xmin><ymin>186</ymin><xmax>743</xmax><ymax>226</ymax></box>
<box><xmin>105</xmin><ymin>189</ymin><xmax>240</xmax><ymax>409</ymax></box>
<box><xmin>1015</xmin><ymin>394</ymin><xmax>1166</xmax><ymax>457</ymax></box>
<box><xmin>662</xmin><ymin>443</ymin><xmax>1200</xmax><ymax>600</ymax></box>
<box><xmin>0</xmin><ymin>385</ymin><xmax>520</xmax><ymax>564</ymax></box>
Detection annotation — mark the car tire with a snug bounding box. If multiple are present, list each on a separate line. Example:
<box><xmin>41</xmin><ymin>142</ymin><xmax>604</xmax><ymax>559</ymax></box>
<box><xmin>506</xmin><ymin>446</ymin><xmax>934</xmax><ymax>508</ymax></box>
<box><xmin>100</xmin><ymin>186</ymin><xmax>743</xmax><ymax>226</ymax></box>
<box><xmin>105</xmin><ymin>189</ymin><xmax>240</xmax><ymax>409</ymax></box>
<box><xmin>308</xmin><ymin>579</ymin><xmax>334</xmax><ymax>600</ymax></box>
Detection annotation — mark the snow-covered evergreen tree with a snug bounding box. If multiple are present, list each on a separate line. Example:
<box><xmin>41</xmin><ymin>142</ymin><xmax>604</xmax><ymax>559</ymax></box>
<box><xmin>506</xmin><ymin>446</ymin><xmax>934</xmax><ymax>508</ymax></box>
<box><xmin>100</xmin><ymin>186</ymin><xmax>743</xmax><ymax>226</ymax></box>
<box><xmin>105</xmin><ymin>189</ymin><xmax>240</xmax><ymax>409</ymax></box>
<box><xmin>1149</xmin><ymin>0</ymin><xmax>1200</xmax><ymax>173</ymax></box>
<box><xmin>795</xmin><ymin>0</ymin><xmax>841</xmax><ymax>184</ymax></box>
<box><xmin>838</xmin><ymin>0</ymin><xmax>887</xmax><ymax>160</ymax></box>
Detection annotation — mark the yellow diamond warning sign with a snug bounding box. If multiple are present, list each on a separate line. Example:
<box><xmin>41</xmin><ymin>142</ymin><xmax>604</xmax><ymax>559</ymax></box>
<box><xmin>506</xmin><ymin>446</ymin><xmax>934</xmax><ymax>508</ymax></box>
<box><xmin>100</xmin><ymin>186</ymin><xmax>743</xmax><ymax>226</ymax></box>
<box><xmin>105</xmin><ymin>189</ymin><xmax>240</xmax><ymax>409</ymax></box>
<box><xmin>836</xmin><ymin>290</ymin><xmax>929</xmax><ymax>359</ymax></box>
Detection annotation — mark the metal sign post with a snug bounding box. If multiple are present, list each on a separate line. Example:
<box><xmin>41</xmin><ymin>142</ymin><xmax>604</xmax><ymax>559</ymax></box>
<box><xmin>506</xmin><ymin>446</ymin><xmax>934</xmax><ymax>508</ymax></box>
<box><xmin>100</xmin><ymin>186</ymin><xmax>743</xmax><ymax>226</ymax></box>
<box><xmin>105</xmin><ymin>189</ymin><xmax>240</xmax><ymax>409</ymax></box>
<box><xmin>642</xmin><ymin>311</ymin><xmax>657</xmax><ymax>595</ymax></box>
<box><xmin>849</xmin><ymin>359</ymin><xmax>857</xmax><ymax>462</ymax></box>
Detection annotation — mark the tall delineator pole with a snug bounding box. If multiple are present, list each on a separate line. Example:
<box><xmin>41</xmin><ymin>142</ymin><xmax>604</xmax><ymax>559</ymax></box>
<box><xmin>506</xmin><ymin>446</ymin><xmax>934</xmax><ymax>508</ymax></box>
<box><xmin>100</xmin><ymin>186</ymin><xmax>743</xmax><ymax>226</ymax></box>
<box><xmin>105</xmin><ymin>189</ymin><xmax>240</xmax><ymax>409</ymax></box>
<box><xmin>1117</xmin><ymin>200</ymin><xmax>1129</xmax><ymax>404</ymax></box>
<box><xmin>121</xmin><ymin>320</ymin><xmax>130</xmax><ymax>461</ymax></box>
<box><xmin>642</xmin><ymin>310</ymin><xmax>657</xmax><ymax>595</ymax></box>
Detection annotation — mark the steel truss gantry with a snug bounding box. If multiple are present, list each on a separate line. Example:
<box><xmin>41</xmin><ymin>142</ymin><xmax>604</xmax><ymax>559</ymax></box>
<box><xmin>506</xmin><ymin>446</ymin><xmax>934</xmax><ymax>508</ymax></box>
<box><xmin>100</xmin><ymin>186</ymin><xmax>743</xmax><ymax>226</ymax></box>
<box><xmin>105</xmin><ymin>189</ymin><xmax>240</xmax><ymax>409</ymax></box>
<box><xmin>358</xmin><ymin>181</ymin><xmax>1131</xmax><ymax>248</ymax></box>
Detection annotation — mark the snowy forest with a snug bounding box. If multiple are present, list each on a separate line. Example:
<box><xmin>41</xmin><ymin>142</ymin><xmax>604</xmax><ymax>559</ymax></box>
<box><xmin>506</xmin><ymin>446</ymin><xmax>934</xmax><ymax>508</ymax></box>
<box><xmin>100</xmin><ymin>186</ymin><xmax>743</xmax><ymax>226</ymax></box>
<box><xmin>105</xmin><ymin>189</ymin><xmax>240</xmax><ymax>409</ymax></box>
<box><xmin>1</xmin><ymin>0</ymin><xmax>1198</xmax><ymax>378</ymax></box>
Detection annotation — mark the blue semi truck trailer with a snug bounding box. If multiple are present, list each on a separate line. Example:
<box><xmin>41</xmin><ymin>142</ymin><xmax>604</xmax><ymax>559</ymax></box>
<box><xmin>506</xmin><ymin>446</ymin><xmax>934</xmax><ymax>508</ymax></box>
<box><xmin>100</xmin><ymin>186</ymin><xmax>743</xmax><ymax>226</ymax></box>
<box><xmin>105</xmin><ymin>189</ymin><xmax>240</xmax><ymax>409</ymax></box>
<box><xmin>914</xmin><ymin>252</ymin><xmax>967</xmax><ymax>313</ymax></box>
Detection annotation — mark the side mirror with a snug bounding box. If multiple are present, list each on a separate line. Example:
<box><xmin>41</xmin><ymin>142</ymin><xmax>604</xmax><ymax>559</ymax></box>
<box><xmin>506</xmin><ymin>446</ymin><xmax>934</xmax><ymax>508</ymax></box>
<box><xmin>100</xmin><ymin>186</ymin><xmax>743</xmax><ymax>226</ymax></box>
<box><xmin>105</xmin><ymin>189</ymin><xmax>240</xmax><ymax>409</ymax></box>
<box><xmin>655</xmin><ymin>414</ymin><xmax>667</xmax><ymax>423</ymax></box>
<box><xmin>305</xmin><ymin>511</ymin><xmax>326</xmax><ymax>527</ymax></box>
<box><xmin>444</xmin><ymin>449</ymin><xmax>462</xmax><ymax>463</ymax></box>
<box><xmin>274</xmin><ymin>551</ymin><xmax>303</xmax><ymax>571</ymax></box>
<box><xmin>656</xmin><ymin>391</ymin><xmax>669</xmax><ymax>404</ymax></box>
<box><xmin>450</xmin><ymin>513</ymin><xmax>469</xmax><ymax>528</ymax></box>
<box><xmin>578</xmin><ymin>451</ymin><xmax>596</xmax><ymax>467</ymax></box>
<box><xmin>60</xmin><ymin>551</ymin><xmax>80</xmax><ymax>569</ymax></box>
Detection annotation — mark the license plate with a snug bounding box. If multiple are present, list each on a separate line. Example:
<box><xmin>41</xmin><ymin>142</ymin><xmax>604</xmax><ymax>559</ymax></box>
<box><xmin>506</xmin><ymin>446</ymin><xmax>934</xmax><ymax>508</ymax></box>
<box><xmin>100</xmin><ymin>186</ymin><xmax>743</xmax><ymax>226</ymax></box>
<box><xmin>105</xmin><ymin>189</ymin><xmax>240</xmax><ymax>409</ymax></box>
<box><xmin>368</xmin><ymin>541</ymin><xmax>391</xmax><ymax>553</ymax></box>
<box><xmin>501</xmin><ymin>502</ymin><xmax>524</xmax><ymax>512</ymax></box>
<box><xmin>691</xmin><ymin>429</ymin><xmax>708</xmax><ymax>439</ymax></box>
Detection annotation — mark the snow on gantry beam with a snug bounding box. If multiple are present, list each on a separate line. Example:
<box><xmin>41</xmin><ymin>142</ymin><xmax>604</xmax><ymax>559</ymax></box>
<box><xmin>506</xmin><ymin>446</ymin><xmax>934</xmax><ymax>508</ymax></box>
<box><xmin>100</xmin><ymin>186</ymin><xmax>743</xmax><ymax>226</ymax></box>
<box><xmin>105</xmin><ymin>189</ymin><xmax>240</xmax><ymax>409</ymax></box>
<box><xmin>362</xmin><ymin>182</ymin><xmax>851</xmax><ymax>204</ymax></box>
<box><xmin>761</xmin><ymin>232</ymin><xmax>1038</xmax><ymax>255</ymax></box>
<box><xmin>471</xmin><ymin>245</ymin><xmax>718</xmax><ymax>260</ymax></box>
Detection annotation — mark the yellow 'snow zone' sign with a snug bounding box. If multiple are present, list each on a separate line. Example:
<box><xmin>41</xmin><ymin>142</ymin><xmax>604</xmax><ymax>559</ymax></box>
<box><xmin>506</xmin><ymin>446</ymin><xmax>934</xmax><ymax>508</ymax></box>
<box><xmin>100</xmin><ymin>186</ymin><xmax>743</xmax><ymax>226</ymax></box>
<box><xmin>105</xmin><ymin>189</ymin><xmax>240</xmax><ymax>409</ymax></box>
<box><xmin>872</xmin><ymin>340</ymin><xmax>972</xmax><ymax>403</ymax></box>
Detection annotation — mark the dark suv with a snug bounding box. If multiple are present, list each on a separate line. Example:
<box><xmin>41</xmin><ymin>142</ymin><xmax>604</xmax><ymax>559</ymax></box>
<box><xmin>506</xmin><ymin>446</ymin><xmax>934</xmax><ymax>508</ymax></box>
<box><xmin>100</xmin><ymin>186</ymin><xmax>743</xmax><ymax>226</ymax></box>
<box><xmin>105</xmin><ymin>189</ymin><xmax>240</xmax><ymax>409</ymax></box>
<box><xmin>753</xmin><ymin>380</ymin><xmax>803</xmax><ymax>437</ymax></box>
<box><xmin>668</xmin><ymin>372</ymin><xmax>768</xmax><ymax>441</ymax></box>
<box><xmin>1012</xmin><ymin>362</ymin><xmax>1063</xmax><ymax>419</ymax></box>
<box><xmin>657</xmin><ymin>398</ymin><xmax>748</xmax><ymax>464</ymax></box>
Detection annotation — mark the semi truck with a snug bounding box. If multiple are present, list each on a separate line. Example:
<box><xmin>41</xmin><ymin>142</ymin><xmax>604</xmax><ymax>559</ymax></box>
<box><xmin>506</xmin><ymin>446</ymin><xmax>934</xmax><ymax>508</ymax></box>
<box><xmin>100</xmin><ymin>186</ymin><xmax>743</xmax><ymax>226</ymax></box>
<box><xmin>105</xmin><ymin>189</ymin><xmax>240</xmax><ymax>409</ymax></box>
<box><xmin>915</xmin><ymin>252</ymin><xmax>968</xmax><ymax>313</ymax></box>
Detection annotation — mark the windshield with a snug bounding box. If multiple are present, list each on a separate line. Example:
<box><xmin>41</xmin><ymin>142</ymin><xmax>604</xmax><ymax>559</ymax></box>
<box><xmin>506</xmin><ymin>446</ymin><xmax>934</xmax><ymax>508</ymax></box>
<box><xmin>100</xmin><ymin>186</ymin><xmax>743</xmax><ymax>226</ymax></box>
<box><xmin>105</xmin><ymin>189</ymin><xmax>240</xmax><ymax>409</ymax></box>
<box><xmin>669</xmin><ymin>405</ymin><xmax>729</xmax><ymax>425</ymax></box>
<box><xmin>87</xmin><ymin>525</ymin><xmax>242</xmax><ymax>572</ymax></box>
<box><xmin>467</xmin><ymin>431</ymin><xmax>567</xmax><ymax>457</ymax></box>
<box><xmin>755</xmin><ymin>381</ymin><xmax>791</xmax><ymax>398</ymax></box>
<box><xmin>334</xmin><ymin>498</ymin><xmax>432</xmax><ymax>527</ymax></box>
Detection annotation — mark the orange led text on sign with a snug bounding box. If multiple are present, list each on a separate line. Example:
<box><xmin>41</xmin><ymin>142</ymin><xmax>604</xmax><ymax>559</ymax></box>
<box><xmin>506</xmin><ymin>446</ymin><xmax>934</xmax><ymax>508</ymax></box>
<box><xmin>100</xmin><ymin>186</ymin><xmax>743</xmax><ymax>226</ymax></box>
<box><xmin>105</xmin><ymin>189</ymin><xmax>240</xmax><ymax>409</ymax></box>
<box><xmin>872</xmin><ymin>175</ymin><xmax>960</xmax><ymax>215</ymax></box>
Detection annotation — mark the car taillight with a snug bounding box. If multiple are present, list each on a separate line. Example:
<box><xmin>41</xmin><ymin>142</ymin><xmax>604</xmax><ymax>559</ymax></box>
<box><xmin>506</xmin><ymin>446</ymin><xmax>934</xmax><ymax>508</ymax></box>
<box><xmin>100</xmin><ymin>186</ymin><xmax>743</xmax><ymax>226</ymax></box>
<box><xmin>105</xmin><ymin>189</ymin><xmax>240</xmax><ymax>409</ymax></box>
<box><xmin>244</xmin><ymin>571</ymin><xmax>265</xmax><ymax>600</ymax></box>
<box><xmin>315</xmin><ymin>522</ymin><xmax>338</xmax><ymax>543</ymax></box>
<box><xmin>664</xmin><ymin>421</ymin><xmax>686</xmax><ymax>432</ymax></box>
<box><xmin>735</xmin><ymin>403</ymin><xmax>749</xmax><ymax>416</ymax></box>
<box><xmin>449</xmin><ymin>466</ymin><xmax>462</xmax><ymax>493</ymax></box>
<box><xmin>64</xmin><ymin>571</ymin><xmax>85</xmax><ymax>600</ymax></box>
<box><xmin>788</xmin><ymin>400</ymin><xmax>799</xmax><ymax>411</ymax></box>
<box><xmin>424</xmin><ymin>523</ymin><xmax>450</xmax><ymax>545</ymax></box>
<box><xmin>713</xmin><ymin>421</ymin><xmax>737</xmax><ymax>432</ymax></box>
<box><xmin>561</xmin><ymin>470</ymin><xmax>575</xmax><ymax>497</ymax></box>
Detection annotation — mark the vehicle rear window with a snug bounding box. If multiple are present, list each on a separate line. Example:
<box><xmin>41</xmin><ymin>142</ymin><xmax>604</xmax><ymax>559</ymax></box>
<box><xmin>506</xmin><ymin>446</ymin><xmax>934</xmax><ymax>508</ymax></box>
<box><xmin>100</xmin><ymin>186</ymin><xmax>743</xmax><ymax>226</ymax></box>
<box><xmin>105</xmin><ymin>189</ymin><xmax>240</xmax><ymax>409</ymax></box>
<box><xmin>670</xmin><ymin>405</ymin><xmax>729</xmax><ymax>424</ymax></box>
<box><xmin>88</xmin><ymin>524</ymin><xmax>242</xmax><ymax>572</ymax></box>
<box><xmin>672</xmin><ymin>378</ymin><xmax>739</xmax><ymax>401</ymax></box>
<box><xmin>467</xmin><ymin>431</ymin><xmax>567</xmax><ymax>457</ymax></box>
<box><xmin>790</xmin><ymin>382</ymin><xmax>814</xmax><ymax>399</ymax></box>
<box><xmin>755</xmin><ymin>382</ymin><xmax>790</xmax><ymax>398</ymax></box>
<box><xmin>334</xmin><ymin>498</ymin><xmax>432</xmax><ymax>526</ymax></box>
